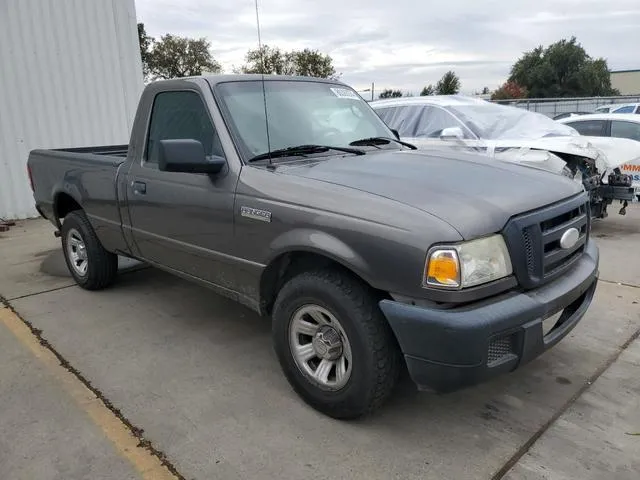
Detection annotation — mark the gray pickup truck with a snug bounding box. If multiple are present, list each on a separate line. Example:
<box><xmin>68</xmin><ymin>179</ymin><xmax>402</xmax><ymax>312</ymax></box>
<box><xmin>28</xmin><ymin>74</ymin><xmax>599</xmax><ymax>419</ymax></box>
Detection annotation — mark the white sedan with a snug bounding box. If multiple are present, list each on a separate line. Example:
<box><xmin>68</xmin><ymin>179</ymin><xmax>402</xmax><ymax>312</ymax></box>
<box><xmin>594</xmin><ymin>103</ymin><xmax>640</xmax><ymax>114</ymax></box>
<box><xmin>370</xmin><ymin>95</ymin><xmax>640</xmax><ymax>218</ymax></box>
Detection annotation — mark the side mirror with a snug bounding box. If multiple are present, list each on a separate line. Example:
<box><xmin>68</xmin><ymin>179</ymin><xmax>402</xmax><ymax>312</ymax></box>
<box><xmin>391</xmin><ymin>128</ymin><xmax>400</xmax><ymax>140</ymax></box>
<box><xmin>440</xmin><ymin>126</ymin><xmax>464</xmax><ymax>140</ymax></box>
<box><xmin>158</xmin><ymin>139</ymin><xmax>225</xmax><ymax>174</ymax></box>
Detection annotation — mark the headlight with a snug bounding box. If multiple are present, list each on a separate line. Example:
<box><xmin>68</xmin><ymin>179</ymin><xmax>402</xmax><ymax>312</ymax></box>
<box><xmin>424</xmin><ymin>234</ymin><xmax>512</xmax><ymax>289</ymax></box>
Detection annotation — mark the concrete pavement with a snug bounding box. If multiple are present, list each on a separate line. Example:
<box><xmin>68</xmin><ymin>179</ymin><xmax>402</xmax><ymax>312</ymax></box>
<box><xmin>504</xmin><ymin>338</ymin><xmax>640</xmax><ymax>479</ymax></box>
<box><xmin>1</xmin><ymin>206</ymin><xmax>639</xmax><ymax>479</ymax></box>
<box><xmin>0</xmin><ymin>308</ymin><xmax>139</xmax><ymax>480</ymax></box>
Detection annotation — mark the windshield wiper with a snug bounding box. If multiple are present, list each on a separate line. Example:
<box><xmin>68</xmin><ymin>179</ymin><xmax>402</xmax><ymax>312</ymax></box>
<box><xmin>349</xmin><ymin>136</ymin><xmax>417</xmax><ymax>150</ymax></box>
<box><xmin>248</xmin><ymin>144</ymin><xmax>366</xmax><ymax>163</ymax></box>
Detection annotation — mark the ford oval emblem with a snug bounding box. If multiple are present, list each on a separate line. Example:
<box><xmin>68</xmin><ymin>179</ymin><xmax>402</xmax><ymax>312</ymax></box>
<box><xmin>559</xmin><ymin>227</ymin><xmax>579</xmax><ymax>250</ymax></box>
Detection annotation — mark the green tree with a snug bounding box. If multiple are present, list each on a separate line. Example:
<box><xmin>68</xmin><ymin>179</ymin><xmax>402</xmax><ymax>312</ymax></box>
<box><xmin>293</xmin><ymin>48</ymin><xmax>339</xmax><ymax>79</ymax></box>
<box><xmin>481</xmin><ymin>86</ymin><xmax>490</xmax><ymax>95</ymax></box>
<box><xmin>508</xmin><ymin>37</ymin><xmax>619</xmax><ymax>98</ymax></box>
<box><xmin>239</xmin><ymin>45</ymin><xmax>339</xmax><ymax>79</ymax></box>
<box><xmin>420</xmin><ymin>84</ymin><xmax>435</xmax><ymax>96</ymax></box>
<box><xmin>378</xmin><ymin>89</ymin><xmax>403</xmax><ymax>99</ymax></box>
<box><xmin>240</xmin><ymin>45</ymin><xmax>294</xmax><ymax>75</ymax></box>
<box><xmin>435</xmin><ymin>71</ymin><xmax>461</xmax><ymax>95</ymax></box>
<box><xmin>148</xmin><ymin>34</ymin><xmax>221</xmax><ymax>79</ymax></box>
<box><xmin>137</xmin><ymin>23</ymin><xmax>154</xmax><ymax>79</ymax></box>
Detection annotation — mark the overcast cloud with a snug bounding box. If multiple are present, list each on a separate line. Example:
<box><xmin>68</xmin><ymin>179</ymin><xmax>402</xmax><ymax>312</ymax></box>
<box><xmin>135</xmin><ymin>0</ymin><xmax>640</xmax><ymax>95</ymax></box>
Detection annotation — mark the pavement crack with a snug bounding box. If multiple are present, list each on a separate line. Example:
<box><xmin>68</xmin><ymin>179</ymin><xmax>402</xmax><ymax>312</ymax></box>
<box><xmin>0</xmin><ymin>294</ymin><xmax>186</xmax><ymax>480</ymax></box>
<box><xmin>598</xmin><ymin>278</ymin><xmax>640</xmax><ymax>289</ymax></box>
<box><xmin>7</xmin><ymin>284</ymin><xmax>78</xmax><ymax>301</ymax></box>
<box><xmin>492</xmin><ymin>324</ymin><xmax>640</xmax><ymax>479</ymax></box>
<box><xmin>6</xmin><ymin>266</ymin><xmax>151</xmax><ymax>302</ymax></box>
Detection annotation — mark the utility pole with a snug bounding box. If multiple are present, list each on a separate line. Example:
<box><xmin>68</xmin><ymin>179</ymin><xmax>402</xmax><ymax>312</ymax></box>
<box><xmin>358</xmin><ymin>83</ymin><xmax>375</xmax><ymax>102</ymax></box>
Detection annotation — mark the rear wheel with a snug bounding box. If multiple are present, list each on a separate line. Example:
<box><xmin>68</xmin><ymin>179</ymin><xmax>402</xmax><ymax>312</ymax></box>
<box><xmin>272</xmin><ymin>269</ymin><xmax>401</xmax><ymax>419</ymax></box>
<box><xmin>60</xmin><ymin>210</ymin><xmax>118</xmax><ymax>290</ymax></box>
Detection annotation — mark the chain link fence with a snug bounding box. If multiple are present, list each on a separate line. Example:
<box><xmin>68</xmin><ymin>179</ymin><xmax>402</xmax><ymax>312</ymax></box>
<box><xmin>493</xmin><ymin>96</ymin><xmax>640</xmax><ymax>118</ymax></box>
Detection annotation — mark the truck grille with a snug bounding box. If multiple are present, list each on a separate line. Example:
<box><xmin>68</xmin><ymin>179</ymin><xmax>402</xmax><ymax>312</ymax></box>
<box><xmin>503</xmin><ymin>194</ymin><xmax>589</xmax><ymax>290</ymax></box>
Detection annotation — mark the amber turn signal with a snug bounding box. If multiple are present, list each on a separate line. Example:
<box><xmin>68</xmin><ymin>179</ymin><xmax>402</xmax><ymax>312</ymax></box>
<box><xmin>425</xmin><ymin>249</ymin><xmax>460</xmax><ymax>287</ymax></box>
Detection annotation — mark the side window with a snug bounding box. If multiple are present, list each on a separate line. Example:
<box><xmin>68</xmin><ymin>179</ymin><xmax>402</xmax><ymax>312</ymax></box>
<box><xmin>371</xmin><ymin>106</ymin><xmax>414</xmax><ymax>137</ymax></box>
<box><xmin>373</xmin><ymin>107</ymin><xmax>400</xmax><ymax>131</ymax></box>
<box><xmin>372</xmin><ymin>105</ymin><xmax>468</xmax><ymax>139</ymax></box>
<box><xmin>612</xmin><ymin>105</ymin><xmax>635</xmax><ymax>113</ymax></box>
<box><xmin>611</xmin><ymin>121</ymin><xmax>640</xmax><ymax>141</ymax></box>
<box><xmin>145</xmin><ymin>91</ymin><xmax>224</xmax><ymax>164</ymax></box>
<box><xmin>374</xmin><ymin>107</ymin><xmax>392</xmax><ymax>122</ymax></box>
<box><xmin>422</xmin><ymin>106</ymin><xmax>469</xmax><ymax>138</ymax></box>
<box><xmin>566</xmin><ymin>120</ymin><xmax>605</xmax><ymax>136</ymax></box>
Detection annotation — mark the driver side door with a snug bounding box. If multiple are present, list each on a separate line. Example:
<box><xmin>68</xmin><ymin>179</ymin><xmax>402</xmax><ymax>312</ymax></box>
<box><xmin>125</xmin><ymin>88</ymin><xmax>238</xmax><ymax>286</ymax></box>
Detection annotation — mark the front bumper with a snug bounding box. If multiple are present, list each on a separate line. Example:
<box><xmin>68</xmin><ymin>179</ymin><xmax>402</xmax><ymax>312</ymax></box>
<box><xmin>379</xmin><ymin>240</ymin><xmax>599</xmax><ymax>393</ymax></box>
<box><xmin>599</xmin><ymin>185</ymin><xmax>636</xmax><ymax>202</ymax></box>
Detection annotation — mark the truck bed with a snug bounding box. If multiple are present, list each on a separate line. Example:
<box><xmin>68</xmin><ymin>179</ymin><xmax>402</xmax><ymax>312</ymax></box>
<box><xmin>27</xmin><ymin>144</ymin><xmax>130</xmax><ymax>254</ymax></box>
<box><xmin>54</xmin><ymin>144</ymin><xmax>129</xmax><ymax>157</ymax></box>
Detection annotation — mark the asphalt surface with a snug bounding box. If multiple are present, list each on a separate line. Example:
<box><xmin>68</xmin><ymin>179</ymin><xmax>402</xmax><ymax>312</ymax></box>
<box><xmin>1</xmin><ymin>206</ymin><xmax>639</xmax><ymax>479</ymax></box>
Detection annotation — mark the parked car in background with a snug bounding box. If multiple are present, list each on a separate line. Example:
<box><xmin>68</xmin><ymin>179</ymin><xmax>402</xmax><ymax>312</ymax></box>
<box><xmin>595</xmin><ymin>104</ymin><xmax>618</xmax><ymax>113</ymax></box>
<box><xmin>608</xmin><ymin>103</ymin><xmax>640</xmax><ymax>114</ymax></box>
<box><xmin>557</xmin><ymin>113</ymin><xmax>640</xmax><ymax>199</ymax></box>
<box><xmin>552</xmin><ymin>112</ymin><xmax>591</xmax><ymax>120</ymax></box>
<box><xmin>371</xmin><ymin>95</ymin><xmax>637</xmax><ymax>218</ymax></box>
<box><xmin>558</xmin><ymin>113</ymin><xmax>640</xmax><ymax>141</ymax></box>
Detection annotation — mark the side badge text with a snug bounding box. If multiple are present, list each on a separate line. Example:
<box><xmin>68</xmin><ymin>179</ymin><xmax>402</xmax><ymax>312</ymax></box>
<box><xmin>240</xmin><ymin>206</ymin><xmax>272</xmax><ymax>223</ymax></box>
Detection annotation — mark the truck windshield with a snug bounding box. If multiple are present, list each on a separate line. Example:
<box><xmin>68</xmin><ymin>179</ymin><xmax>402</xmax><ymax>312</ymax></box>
<box><xmin>215</xmin><ymin>80</ymin><xmax>396</xmax><ymax>161</ymax></box>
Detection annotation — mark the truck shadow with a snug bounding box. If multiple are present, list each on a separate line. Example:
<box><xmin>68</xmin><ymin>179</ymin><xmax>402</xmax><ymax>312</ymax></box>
<box><xmin>39</xmin><ymin>249</ymin><xmax>147</xmax><ymax>277</ymax></box>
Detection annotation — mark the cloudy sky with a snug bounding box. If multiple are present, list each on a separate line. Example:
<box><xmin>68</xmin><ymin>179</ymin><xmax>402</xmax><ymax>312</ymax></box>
<box><xmin>135</xmin><ymin>0</ymin><xmax>640</xmax><ymax>96</ymax></box>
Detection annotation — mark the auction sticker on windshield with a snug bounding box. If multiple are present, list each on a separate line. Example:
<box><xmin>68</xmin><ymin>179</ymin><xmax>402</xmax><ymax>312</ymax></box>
<box><xmin>330</xmin><ymin>87</ymin><xmax>359</xmax><ymax>99</ymax></box>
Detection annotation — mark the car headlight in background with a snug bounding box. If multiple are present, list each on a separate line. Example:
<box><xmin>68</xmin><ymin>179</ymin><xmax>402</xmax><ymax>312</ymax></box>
<box><xmin>424</xmin><ymin>234</ymin><xmax>513</xmax><ymax>289</ymax></box>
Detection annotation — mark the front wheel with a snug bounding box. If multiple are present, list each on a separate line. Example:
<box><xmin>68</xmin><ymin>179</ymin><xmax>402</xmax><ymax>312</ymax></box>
<box><xmin>272</xmin><ymin>269</ymin><xmax>401</xmax><ymax>419</ymax></box>
<box><xmin>60</xmin><ymin>210</ymin><xmax>118</xmax><ymax>290</ymax></box>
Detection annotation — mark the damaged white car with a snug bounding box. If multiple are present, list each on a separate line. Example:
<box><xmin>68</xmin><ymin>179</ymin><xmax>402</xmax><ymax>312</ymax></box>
<box><xmin>371</xmin><ymin>95</ymin><xmax>640</xmax><ymax>218</ymax></box>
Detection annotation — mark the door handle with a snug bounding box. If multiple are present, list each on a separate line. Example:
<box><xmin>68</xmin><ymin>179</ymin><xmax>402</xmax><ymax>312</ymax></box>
<box><xmin>132</xmin><ymin>181</ymin><xmax>146</xmax><ymax>195</ymax></box>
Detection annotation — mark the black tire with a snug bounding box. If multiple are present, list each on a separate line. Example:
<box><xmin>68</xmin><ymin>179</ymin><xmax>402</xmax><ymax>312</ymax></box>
<box><xmin>60</xmin><ymin>210</ymin><xmax>118</xmax><ymax>290</ymax></box>
<box><xmin>272</xmin><ymin>269</ymin><xmax>401</xmax><ymax>419</ymax></box>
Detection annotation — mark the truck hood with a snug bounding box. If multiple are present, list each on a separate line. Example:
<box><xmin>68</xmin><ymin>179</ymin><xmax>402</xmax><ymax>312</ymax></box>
<box><xmin>279</xmin><ymin>149</ymin><xmax>583</xmax><ymax>239</ymax></box>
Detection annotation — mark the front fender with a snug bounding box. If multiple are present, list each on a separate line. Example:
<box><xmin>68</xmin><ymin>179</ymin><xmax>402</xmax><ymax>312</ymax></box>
<box><xmin>267</xmin><ymin>228</ymin><xmax>374</xmax><ymax>283</ymax></box>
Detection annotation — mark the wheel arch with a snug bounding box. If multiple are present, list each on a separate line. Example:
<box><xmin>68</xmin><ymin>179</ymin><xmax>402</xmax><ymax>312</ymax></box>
<box><xmin>53</xmin><ymin>191</ymin><xmax>83</xmax><ymax>227</ymax></box>
<box><xmin>259</xmin><ymin>246</ymin><xmax>389</xmax><ymax>317</ymax></box>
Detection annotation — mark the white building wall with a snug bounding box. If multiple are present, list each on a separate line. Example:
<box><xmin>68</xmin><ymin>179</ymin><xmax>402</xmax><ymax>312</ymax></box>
<box><xmin>611</xmin><ymin>70</ymin><xmax>640</xmax><ymax>95</ymax></box>
<box><xmin>0</xmin><ymin>0</ymin><xmax>144</xmax><ymax>219</ymax></box>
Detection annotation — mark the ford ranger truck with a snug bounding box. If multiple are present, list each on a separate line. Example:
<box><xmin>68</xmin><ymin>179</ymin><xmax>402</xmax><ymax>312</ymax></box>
<box><xmin>27</xmin><ymin>75</ymin><xmax>599</xmax><ymax>419</ymax></box>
